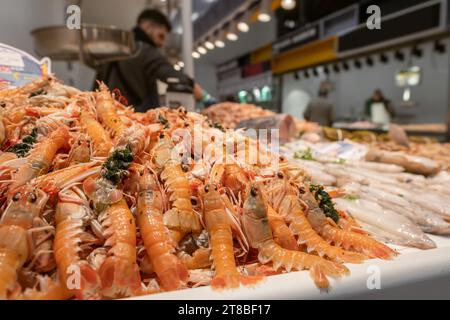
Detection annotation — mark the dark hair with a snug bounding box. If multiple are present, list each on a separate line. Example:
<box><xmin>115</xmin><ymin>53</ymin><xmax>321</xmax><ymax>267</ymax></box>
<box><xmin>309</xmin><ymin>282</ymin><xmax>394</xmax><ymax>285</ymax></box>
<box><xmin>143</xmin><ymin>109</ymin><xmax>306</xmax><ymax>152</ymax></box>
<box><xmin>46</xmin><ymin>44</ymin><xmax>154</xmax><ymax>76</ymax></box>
<box><xmin>137</xmin><ymin>9</ymin><xmax>172</xmax><ymax>32</ymax></box>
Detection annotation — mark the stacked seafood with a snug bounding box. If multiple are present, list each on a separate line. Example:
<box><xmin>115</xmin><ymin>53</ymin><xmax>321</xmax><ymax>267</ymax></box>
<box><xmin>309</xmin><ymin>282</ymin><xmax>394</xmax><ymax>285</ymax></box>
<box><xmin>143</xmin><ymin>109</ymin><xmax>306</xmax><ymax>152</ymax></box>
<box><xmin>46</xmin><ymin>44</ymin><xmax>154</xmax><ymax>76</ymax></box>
<box><xmin>203</xmin><ymin>102</ymin><xmax>320</xmax><ymax>134</ymax></box>
<box><xmin>0</xmin><ymin>77</ymin><xmax>396</xmax><ymax>300</ymax></box>
<box><xmin>283</xmin><ymin>140</ymin><xmax>450</xmax><ymax>250</ymax></box>
<box><xmin>203</xmin><ymin>103</ymin><xmax>276</xmax><ymax>129</ymax></box>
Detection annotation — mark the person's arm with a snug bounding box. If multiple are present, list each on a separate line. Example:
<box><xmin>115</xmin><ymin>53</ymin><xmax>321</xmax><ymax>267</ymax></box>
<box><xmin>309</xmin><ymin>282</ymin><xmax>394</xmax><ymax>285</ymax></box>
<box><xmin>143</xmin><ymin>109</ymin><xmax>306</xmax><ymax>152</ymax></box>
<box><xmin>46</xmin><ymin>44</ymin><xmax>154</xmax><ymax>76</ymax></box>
<box><xmin>143</xmin><ymin>47</ymin><xmax>205</xmax><ymax>101</ymax></box>
<box><xmin>193</xmin><ymin>83</ymin><xmax>204</xmax><ymax>102</ymax></box>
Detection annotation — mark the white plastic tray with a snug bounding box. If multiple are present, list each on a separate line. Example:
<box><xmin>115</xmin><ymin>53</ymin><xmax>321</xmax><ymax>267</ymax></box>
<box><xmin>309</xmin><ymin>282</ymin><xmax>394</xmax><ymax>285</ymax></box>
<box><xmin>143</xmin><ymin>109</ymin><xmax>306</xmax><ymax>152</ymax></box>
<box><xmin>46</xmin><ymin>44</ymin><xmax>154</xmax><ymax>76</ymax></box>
<box><xmin>132</xmin><ymin>235</ymin><xmax>450</xmax><ymax>300</ymax></box>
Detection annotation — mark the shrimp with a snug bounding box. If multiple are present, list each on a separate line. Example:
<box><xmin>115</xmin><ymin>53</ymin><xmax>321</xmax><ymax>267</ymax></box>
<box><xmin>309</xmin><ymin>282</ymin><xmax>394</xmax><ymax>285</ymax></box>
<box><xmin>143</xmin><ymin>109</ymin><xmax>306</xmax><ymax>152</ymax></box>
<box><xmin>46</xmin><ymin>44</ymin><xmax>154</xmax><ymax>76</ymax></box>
<box><xmin>267</xmin><ymin>205</ymin><xmax>298</xmax><ymax>251</ymax></box>
<box><xmin>54</xmin><ymin>189</ymin><xmax>102</xmax><ymax>300</ymax></box>
<box><xmin>35</xmin><ymin>162</ymin><xmax>102</xmax><ymax>198</ymax></box>
<box><xmin>9</xmin><ymin>126</ymin><xmax>70</xmax><ymax>191</ymax></box>
<box><xmin>200</xmin><ymin>183</ymin><xmax>261</xmax><ymax>289</ymax></box>
<box><xmin>301</xmin><ymin>183</ymin><xmax>397</xmax><ymax>260</ymax></box>
<box><xmin>178</xmin><ymin>248</ymin><xmax>211</xmax><ymax>270</ymax></box>
<box><xmin>80</xmin><ymin>110</ymin><xmax>113</xmax><ymax>157</ymax></box>
<box><xmin>0</xmin><ymin>225</ymin><xmax>28</xmax><ymax>299</ymax></box>
<box><xmin>320</xmin><ymin>224</ymin><xmax>398</xmax><ymax>260</ymax></box>
<box><xmin>97</xmin><ymin>199</ymin><xmax>141</xmax><ymax>298</ymax></box>
<box><xmin>210</xmin><ymin>163</ymin><xmax>252</xmax><ymax>198</ymax></box>
<box><xmin>137</xmin><ymin>170</ymin><xmax>188</xmax><ymax>291</ymax></box>
<box><xmin>95</xmin><ymin>84</ymin><xmax>128</xmax><ymax>140</ymax></box>
<box><xmin>54</xmin><ymin>135</ymin><xmax>92</xmax><ymax>170</ymax></box>
<box><xmin>161</xmin><ymin>161</ymin><xmax>202</xmax><ymax>238</ymax></box>
<box><xmin>152</xmin><ymin>136</ymin><xmax>201</xmax><ymax>242</ymax></box>
<box><xmin>265</xmin><ymin>173</ymin><xmax>366</xmax><ymax>264</ymax></box>
<box><xmin>242</xmin><ymin>184</ymin><xmax>349</xmax><ymax>289</ymax></box>
<box><xmin>0</xmin><ymin>184</ymin><xmax>50</xmax><ymax>300</ymax></box>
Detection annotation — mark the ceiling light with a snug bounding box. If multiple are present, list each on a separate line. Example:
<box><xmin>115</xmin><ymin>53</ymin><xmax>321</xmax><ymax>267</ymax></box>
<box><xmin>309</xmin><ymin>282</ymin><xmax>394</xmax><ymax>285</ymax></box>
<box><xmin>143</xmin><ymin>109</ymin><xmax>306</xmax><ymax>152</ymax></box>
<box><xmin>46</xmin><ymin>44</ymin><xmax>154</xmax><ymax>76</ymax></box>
<box><xmin>204</xmin><ymin>39</ymin><xmax>215</xmax><ymax>50</ymax></box>
<box><xmin>214</xmin><ymin>30</ymin><xmax>226</xmax><ymax>48</ymax></box>
<box><xmin>237</xmin><ymin>11</ymin><xmax>250</xmax><ymax>33</ymax></box>
<box><xmin>192</xmin><ymin>51</ymin><xmax>201</xmax><ymax>59</ymax></box>
<box><xmin>258</xmin><ymin>0</ymin><xmax>272</xmax><ymax>22</ymax></box>
<box><xmin>177</xmin><ymin>61</ymin><xmax>185</xmax><ymax>68</ymax></box>
<box><xmin>197</xmin><ymin>46</ymin><xmax>207</xmax><ymax>55</ymax></box>
<box><xmin>174</xmin><ymin>64</ymin><xmax>181</xmax><ymax>71</ymax></box>
<box><xmin>281</xmin><ymin>0</ymin><xmax>296</xmax><ymax>10</ymax></box>
<box><xmin>227</xmin><ymin>32</ymin><xmax>238</xmax><ymax>41</ymax></box>
<box><xmin>226</xmin><ymin>22</ymin><xmax>239</xmax><ymax>41</ymax></box>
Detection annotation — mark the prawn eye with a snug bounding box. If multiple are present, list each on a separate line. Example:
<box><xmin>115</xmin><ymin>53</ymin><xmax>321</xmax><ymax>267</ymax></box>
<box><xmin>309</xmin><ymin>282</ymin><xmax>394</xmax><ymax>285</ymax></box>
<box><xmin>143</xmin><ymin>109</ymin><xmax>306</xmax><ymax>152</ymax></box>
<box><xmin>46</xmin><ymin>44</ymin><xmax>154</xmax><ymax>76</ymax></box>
<box><xmin>182</xmin><ymin>165</ymin><xmax>189</xmax><ymax>173</ymax></box>
<box><xmin>12</xmin><ymin>192</ymin><xmax>21</xmax><ymax>201</ymax></box>
<box><xmin>214</xmin><ymin>186</ymin><xmax>218</xmax><ymax>192</ymax></box>
<box><xmin>204</xmin><ymin>185</ymin><xmax>210</xmax><ymax>193</ymax></box>
<box><xmin>191</xmin><ymin>198</ymin><xmax>198</xmax><ymax>206</ymax></box>
<box><xmin>250</xmin><ymin>187</ymin><xmax>258</xmax><ymax>197</ymax></box>
<box><xmin>28</xmin><ymin>192</ymin><xmax>37</xmax><ymax>203</ymax></box>
<box><xmin>277</xmin><ymin>172</ymin><xmax>284</xmax><ymax>179</ymax></box>
<box><xmin>159</xmin><ymin>134</ymin><xmax>165</xmax><ymax>139</ymax></box>
<box><xmin>299</xmin><ymin>187</ymin><xmax>306</xmax><ymax>195</ymax></box>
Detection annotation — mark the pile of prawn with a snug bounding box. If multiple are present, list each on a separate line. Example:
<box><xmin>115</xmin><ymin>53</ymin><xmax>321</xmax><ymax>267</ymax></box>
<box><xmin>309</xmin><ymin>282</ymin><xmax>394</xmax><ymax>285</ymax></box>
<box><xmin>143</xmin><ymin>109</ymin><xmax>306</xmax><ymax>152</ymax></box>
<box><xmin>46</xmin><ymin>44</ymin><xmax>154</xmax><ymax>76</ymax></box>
<box><xmin>0</xmin><ymin>77</ymin><xmax>396</xmax><ymax>300</ymax></box>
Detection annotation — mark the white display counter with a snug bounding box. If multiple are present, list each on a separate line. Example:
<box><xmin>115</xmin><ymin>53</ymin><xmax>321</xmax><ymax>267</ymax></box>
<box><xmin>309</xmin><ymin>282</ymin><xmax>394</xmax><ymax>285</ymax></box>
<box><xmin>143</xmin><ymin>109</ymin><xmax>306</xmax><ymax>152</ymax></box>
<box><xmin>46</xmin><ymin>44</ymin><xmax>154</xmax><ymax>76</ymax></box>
<box><xmin>134</xmin><ymin>235</ymin><xmax>450</xmax><ymax>300</ymax></box>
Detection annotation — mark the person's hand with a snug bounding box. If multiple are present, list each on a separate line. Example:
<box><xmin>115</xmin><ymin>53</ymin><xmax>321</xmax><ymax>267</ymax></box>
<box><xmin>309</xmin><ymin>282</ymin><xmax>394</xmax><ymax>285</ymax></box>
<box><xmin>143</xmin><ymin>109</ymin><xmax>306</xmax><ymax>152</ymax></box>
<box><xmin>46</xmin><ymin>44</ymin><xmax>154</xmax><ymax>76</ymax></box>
<box><xmin>193</xmin><ymin>84</ymin><xmax>204</xmax><ymax>102</ymax></box>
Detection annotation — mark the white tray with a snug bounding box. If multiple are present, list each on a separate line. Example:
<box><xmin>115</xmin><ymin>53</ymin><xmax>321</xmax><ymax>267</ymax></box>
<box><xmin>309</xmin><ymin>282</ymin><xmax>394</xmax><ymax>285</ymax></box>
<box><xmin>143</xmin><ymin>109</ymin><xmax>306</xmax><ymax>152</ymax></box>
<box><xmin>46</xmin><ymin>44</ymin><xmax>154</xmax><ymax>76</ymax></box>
<box><xmin>131</xmin><ymin>235</ymin><xmax>450</xmax><ymax>300</ymax></box>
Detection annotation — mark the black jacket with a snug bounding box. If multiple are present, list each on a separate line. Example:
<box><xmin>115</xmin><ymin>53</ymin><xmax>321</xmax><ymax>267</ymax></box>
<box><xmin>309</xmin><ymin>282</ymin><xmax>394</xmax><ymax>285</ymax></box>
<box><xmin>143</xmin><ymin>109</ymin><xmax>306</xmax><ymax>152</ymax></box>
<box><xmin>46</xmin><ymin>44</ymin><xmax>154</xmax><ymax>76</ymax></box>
<box><xmin>95</xmin><ymin>27</ymin><xmax>194</xmax><ymax>112</ymax></box>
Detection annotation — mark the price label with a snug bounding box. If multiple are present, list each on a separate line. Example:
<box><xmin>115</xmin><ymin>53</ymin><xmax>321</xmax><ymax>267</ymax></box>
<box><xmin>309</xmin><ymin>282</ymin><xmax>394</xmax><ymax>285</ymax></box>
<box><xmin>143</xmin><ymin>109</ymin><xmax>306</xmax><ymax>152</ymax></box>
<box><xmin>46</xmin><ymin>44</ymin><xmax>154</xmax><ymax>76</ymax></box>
<box><xmin>0</xmin><ymin>43</ymin><xmax>51</xmax><ymax>88</ymax></box>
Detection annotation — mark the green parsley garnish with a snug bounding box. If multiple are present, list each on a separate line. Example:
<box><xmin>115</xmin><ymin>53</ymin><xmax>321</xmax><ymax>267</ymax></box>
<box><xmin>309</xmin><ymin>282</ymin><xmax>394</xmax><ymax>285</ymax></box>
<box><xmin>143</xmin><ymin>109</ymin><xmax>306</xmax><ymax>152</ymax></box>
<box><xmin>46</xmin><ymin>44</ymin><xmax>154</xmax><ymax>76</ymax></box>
<box><xmin>310</xmin><ymin>184</ymin><xmax>340</xmax><ymax>223</ymax></box>
<box><xmin>102</xmin><ymin>144</ymin><xmax>134</xmax><ymax>185</ymax></box>
<box><xmin>9</xmin><ymin>128</ymin><xmax>38</xmax><ymax>158</ymax></box>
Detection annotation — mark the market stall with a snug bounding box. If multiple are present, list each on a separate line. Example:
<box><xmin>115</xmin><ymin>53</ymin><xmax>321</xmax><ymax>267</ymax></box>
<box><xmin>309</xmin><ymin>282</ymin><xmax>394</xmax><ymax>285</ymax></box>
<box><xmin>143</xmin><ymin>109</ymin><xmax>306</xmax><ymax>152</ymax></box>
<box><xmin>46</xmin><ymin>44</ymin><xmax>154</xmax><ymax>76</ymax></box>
<box><xmin>1</xmin><ymin>0</ymin><xmax>450</xmax><ymax>303</ymax></box>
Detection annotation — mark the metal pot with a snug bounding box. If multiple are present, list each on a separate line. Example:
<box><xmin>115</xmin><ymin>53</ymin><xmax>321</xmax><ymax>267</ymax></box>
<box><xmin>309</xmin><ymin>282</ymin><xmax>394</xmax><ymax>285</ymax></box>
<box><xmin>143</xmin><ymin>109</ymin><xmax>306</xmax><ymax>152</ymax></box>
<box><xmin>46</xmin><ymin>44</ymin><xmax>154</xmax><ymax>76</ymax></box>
<box><xmin>31</xmin><ymin>24</ymin><xmax>139</xmax><ymax>68</ymax></box>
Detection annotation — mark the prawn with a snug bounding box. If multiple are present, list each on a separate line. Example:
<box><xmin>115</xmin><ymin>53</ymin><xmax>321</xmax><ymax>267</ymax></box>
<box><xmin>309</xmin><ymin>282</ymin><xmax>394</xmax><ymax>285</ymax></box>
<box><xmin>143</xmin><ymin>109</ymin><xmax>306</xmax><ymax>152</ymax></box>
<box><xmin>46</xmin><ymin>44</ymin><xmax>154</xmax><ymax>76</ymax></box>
<box><xmin>200</xmin><ymin>183</ymin><xmax>261</xmax><ymax>289</ymax></box>
<box><xmin>98</xmin><ymin>199</ymin><xmax>141</xmax><ymax>298</ymax></box>
<box><xmin>265</xmin><ymin>173</ymin><xmax>366</xmax><ymax>264</ymax></box>
<box><xmin>95</xmin><ymin>84</ymin><xmax>128</xmax><ymax>140</ymax></box>
<box><xmin>301</xmin><ymin>183</ymin><xmax>397</xmax><ymax>260</ymax></box>
<box><xmin>54</xmin><ymin>189</ymin><xmax>102</xmax><ymax>300</ymax></box>
<box><xmin>80</xmin><ymin>110</ymin><xmax>113</xmax><ymax>157</ymax></box>
<box><xmin>9</xmin><ymin>126</ymin><xmax>70</xmax><ymax>191</ymax></box>
<box><xmin>243</xmin><ymin>184</ymin><xmax>349</xmax><ymax>289</ymax></box>
<box><xmin>137</xmin><ymin>170</ymin><xmax>188</xmax><ymax>291</ymax></box>
<box><xmin>153</xmin><ymin>135</ymin><xmax>201</xmax><ymax>242</ymax></box>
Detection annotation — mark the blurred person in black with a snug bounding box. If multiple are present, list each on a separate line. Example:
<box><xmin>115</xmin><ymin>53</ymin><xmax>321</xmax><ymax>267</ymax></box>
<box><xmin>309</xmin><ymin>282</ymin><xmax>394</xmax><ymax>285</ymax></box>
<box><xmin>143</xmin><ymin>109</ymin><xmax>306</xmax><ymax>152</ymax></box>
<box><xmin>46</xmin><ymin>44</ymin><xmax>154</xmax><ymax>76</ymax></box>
<box><xmin>95</xmin><ymin>9</ymin><xmax>204</xmax><ymax>112</ymax></box>
<box><xmin>304</xmin><ymin>88</ymin><xmax>335</xmax><ymax>127</ymax></box>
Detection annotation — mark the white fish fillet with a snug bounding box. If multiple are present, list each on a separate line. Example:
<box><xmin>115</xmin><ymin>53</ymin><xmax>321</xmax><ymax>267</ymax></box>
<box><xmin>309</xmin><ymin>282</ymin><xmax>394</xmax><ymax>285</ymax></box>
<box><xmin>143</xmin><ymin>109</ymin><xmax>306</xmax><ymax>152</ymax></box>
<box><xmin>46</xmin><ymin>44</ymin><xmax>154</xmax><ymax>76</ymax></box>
<box><xmin>334</xmin><ymin>198</ymin><xmax>436</xmax><ymax>249</ymax></box>
<box><xmin>343</xmin><ymin>183</ymin><xmax>450</xmax><ymax>235</ymax></box>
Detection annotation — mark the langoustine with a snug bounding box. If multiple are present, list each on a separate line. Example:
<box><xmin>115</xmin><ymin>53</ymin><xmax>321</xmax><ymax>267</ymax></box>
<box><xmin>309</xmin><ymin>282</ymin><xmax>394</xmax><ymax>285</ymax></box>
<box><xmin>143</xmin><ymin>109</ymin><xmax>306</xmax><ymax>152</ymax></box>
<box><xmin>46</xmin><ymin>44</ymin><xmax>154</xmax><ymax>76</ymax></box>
<box><xmin>242</xmin><ymin>184</ymin><xmax>349</xmax><ymax>289</ymax></box>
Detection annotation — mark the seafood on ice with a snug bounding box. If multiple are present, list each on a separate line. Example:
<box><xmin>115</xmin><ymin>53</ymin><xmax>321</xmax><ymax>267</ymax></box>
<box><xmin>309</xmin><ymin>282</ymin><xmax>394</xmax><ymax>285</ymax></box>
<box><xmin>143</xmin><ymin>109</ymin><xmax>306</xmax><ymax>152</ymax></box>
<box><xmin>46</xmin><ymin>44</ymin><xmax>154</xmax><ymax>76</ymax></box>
<box><xmin>282</xmin><ymin>139</ymin><xmax>450</xmax><ymax>248</ymax></box>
